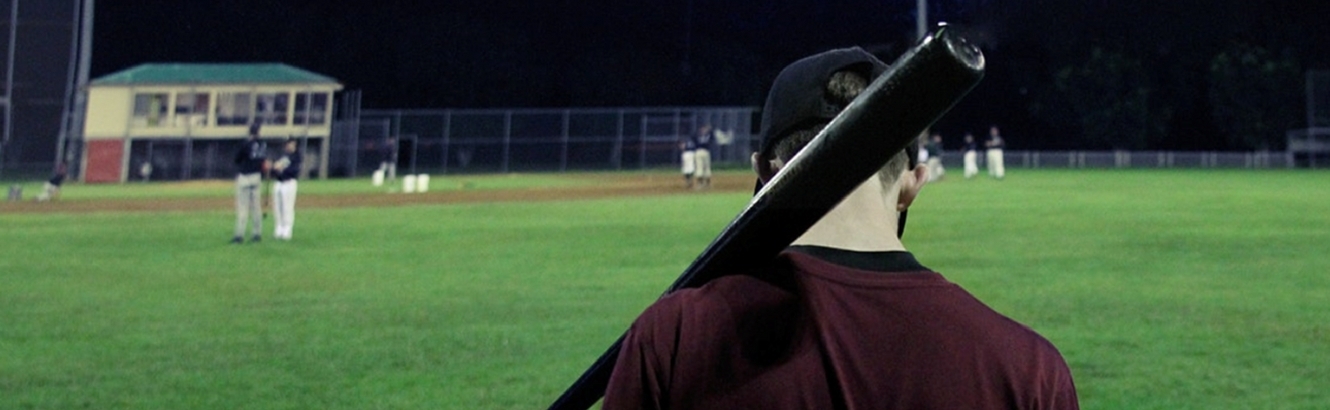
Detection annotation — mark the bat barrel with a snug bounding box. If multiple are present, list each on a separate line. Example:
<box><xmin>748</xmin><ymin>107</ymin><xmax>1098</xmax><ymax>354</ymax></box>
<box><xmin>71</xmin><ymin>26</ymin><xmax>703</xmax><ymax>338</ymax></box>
<box><xmin>550</xmin><ymin>25</ymin><xmax>984</xmax><ymax>410</ymax></box>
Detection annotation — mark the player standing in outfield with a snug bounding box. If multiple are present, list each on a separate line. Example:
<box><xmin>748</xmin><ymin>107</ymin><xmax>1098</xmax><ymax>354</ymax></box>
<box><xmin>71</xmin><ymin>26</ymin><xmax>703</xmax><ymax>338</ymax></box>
<box><xmin>271</xmin><ymin>139</ymin><xmax>302</xmax><ymax>240</ymax></box>
<box><xmin>232</xmin><ymin>123</ymin><xmax>267</xmax><ymax>244</ymax></box>
<box><xmin>963</xmin><ymin>132</ymin><xmax>980</xmax><ymax>179</ymax></box>
<box><xmin>692</xmin><ymin>123</ymin><xmax>715</xmax><ymax>189</ymax></box>
<box><xmin>927</xmin><ymin>132</ymin><xmax>946</xmax><ymax>181</ymax></box>
<box><xmin>35</xmin><ymin>162</ymin><xmax>67</xmax><ymax>202</ymax></box>
<box><xmin>381</xmin><ymin>136</ymin><xmax>399</xmax><ymax>182</ymax></box>
<box><xmin>986</xmin><ymin>125</ymin><xmax>1006</xmax><ymax>179</ymax></box>
<box><xmin>604</xmin><ymin>47</ymin><xmax>1078</xmax><ymax>409</ymax></box>
<box><xmin>678</xmin><ymin>134</ymin><xmax>697</xmax><ymax>188</ymax></box>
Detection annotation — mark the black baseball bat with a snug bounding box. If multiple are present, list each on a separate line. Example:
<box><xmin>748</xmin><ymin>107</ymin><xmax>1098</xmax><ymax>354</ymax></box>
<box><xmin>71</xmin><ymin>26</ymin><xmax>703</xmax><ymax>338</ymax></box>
<box><xmin>549</xmin><ymin>25</ymin><xmax>985</xmax><ymax>410</ymax></box>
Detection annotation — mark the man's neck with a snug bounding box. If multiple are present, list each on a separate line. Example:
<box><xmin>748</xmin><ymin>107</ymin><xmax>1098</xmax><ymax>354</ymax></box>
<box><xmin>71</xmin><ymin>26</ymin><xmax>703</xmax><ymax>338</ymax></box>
<box><xmin>790</xmin><ymin>176</ymin><xmax>904</xmax><ymax>252</ymax></box>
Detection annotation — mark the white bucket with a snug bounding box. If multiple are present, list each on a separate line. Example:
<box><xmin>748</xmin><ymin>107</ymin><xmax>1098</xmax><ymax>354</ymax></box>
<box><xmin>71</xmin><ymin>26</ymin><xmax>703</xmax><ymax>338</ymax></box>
<box><xmin>403</xmin><ymin>174</ymin><xmax>417</xmax><ymax>193</ymax></box>
<box><xmin>417</xmin><ymin>174</ymin><xmax>430</xmax><ymax>193</ymax></box>
<box><xmin>371</xmin><ymin>169</ymin><xmax>385</xmax><ymax>187</ymax></box>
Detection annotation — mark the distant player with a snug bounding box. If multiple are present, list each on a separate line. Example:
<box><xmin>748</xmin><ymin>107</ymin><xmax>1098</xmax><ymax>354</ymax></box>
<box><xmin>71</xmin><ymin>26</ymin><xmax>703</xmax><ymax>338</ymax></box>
<box><xmin>271</xmin><ymin>139</ymin><xmax>302</xmax><ymax>240</ymax></box>
<box><xmin>693</xmin><ymin>124</ymin><xmax>714</xmax><ymax>189</ymax></box>
<box><xmin>963</xmin><ymin>132</ymin><xmax>979</xmax><ymax>179</ymax></box>
<box><xmin>679</xmin><ymin>134</ymin><xmax>697</xmax><ymax>188</ymax></box>
<box><xmin>926</xmin><ymin>133</ymin><xmax>946</xmax><ymax>181</ymax></box>
<box><xmin>232</xmin><ymin>123</ymin><xmax>266</xmax><ymax>244</ymax></box>
<box><xmin>381</xmin><ymin>136</ymin><xmax>399</xmax><ymax>182</ymax></box>
<box><xmin>35</xmin><ymin>162</ymin><xmax>68</xmax><ymax>202</ymax></box>
<box><xmin>986</xmin><ymin>125</ymin><xmax>1006</xmax><ymax>179</ymax></box>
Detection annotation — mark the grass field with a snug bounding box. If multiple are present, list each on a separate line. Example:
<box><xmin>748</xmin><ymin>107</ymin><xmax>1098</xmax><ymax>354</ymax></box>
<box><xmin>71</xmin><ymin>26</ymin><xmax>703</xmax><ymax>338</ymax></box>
<box><xmin>1</xmin><ymin>169</ymin><xmax>1327</xmax><ymax>409</ymax></box>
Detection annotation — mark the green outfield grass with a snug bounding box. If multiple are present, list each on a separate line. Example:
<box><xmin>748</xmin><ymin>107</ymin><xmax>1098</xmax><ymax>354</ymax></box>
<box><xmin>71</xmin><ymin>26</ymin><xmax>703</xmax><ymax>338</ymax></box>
<box><xmin>1</xmin><ymin>169</ymin><xmax>1327</xmax><ymax>409</ymax></box>
<box><xmin>3</xmin><ymin>172</ymin><xmax>599</xmax><ymax>201</ymax></box>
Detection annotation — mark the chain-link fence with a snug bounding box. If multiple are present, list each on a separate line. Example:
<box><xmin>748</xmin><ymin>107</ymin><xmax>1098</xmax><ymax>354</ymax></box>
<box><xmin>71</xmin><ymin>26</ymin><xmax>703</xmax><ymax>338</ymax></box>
<box><xmin>935</xmin><ymin>149</ymin><xmax>1297</xmax><ymax>171</ymax></box>
<box><xmin>328</xmin><ymin>107</ymin><xmax>758</xmax><ymax>177</ymax></box>
<box><xmin>1287</xmin><ymin>70</ymin><xmax>1330</xmax><ymax>168</ymax></box>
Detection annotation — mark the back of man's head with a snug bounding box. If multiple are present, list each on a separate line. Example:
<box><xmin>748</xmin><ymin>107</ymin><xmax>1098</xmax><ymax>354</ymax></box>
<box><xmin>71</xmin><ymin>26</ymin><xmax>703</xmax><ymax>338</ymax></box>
<box><xmin>755</xmin><ymin>47</ymin><xmax>914</xmax><ymax>185</ymax></box>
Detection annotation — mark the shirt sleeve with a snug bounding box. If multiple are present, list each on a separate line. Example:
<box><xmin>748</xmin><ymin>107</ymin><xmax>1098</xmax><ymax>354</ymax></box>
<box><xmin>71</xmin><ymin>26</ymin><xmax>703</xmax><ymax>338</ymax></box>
<box><xmin>603</xmin><ymin>302</ymin><xmax>679</xmax><ymax>410</ymax></box>
<box><xmin>1044</xmin><ymin>357</ymin><xmax>1080</xmax><ymax>410</ymax></box>
<box><xmin>235</xmin><ymin>144</ymin><xmax>247</xmax><ymax>165</ymax></box>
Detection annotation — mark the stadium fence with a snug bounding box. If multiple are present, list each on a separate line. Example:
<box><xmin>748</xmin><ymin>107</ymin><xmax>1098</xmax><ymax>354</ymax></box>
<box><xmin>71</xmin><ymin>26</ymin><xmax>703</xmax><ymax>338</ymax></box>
<box><xmin>326</xmin><ymin>108</ymin><xmax>1308</xmax><ymax>178</ymax></box>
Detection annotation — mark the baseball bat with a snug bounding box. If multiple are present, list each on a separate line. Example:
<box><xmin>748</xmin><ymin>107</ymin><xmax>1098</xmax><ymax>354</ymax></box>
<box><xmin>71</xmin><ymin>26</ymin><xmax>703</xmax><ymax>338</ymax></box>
<box><xmin>549</xmin><ymin>24</ymin><xmax>985</xmax><ymax>410</ymax></box>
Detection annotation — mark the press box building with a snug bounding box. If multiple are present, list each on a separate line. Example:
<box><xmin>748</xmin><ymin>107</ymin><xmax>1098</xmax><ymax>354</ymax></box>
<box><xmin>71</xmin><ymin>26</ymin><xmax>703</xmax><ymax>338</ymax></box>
<box><xmin>81</xmin><ymin>63</ymin><xmax>342</xmax><ymax>183</ymax></box>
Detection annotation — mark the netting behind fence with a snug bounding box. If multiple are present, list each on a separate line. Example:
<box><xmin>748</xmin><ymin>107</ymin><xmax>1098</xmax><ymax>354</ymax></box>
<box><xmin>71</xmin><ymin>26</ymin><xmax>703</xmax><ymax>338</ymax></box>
<box><xmin>339</xmin><ymin>107</ymin><xmax>758</xmax><ymax>176</ymax></box>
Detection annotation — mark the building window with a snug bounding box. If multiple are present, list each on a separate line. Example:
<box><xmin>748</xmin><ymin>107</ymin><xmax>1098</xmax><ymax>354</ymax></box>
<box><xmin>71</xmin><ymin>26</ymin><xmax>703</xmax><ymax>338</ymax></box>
<box><xmin>216</xmin><ymin>92</ymin><xmax>253</xmax><ymax>126</ymax></box>
<box><xmin>174</xmin><ymin>92</ymin><xmax>210</xmax><ymax>127</ymax></box>
<box><xmin>132</xmin><ymin>93</ymin><xmax>170</xmax><ymax>127</ymax></box>
<box><xmin>294</xmin><ymin>92</ymin><xmax>330</xmax><ymax>125</ymax></box>
<box><xmin>255</xmin><ymin>92</ymin><xmax>290</xmax><ymax>125</ymax></box>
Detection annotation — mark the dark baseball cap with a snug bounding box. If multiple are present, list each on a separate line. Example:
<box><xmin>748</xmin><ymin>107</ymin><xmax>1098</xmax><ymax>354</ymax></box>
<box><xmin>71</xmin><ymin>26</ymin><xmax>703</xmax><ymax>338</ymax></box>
<box><xmin>756</xmin><ymin>46</ymin><xmax>890</xmax><ymax>159</ymax></box>
<box><xmin>754</xmin><ymin>46</ymin><xmax>920</xmax><ymax>238</ymax></box>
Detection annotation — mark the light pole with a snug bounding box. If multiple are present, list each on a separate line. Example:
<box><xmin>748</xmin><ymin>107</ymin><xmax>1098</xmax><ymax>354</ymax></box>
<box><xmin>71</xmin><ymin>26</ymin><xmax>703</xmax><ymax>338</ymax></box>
<box><xmin>57</xmin><ymin>0</ymin><xmax>92</xmax><ymax>179</ymax></box>
<box><xmin>916</xmin><ymin>0</ymin><xmax>928</xmax><ymax>41</ymax></box>
<box><xmin>1</xmin><ymin>0</ymin><xmax>17</xmax><ymax>176</ymax></box>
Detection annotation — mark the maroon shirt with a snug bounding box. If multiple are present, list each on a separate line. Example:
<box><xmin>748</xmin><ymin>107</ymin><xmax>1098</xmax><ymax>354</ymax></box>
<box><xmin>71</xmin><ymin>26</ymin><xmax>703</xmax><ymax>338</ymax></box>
<box><xmin>604</xmin><ymin>248</ymin><xmax>1078</xmax><ymax>409</ymax></box>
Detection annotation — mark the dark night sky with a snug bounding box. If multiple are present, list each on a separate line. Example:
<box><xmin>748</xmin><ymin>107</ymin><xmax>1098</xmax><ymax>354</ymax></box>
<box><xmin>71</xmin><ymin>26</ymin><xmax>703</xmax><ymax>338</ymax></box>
<box><xmin>92</xmin><ymin>0</ymin><xmax>1330</xmax><ymax>149</ymax></box>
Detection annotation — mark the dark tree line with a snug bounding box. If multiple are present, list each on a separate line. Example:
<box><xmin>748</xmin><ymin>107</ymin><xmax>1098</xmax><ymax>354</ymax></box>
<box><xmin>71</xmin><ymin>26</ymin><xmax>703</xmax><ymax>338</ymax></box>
<box><xmin>96</xmin><ymin>0</ymin><xmax>1329</xmax><ymax>151</ymax></box>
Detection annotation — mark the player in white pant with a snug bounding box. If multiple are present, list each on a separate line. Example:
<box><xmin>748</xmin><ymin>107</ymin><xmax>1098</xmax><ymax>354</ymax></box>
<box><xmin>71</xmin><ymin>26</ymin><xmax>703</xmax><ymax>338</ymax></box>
<box><xmin>680</xmin><ymin>136</ymin><xmax>696</xmax><ymax>188</ymax></box>
<box><xmin>271</xmin><ymin>139</ymin><xmax>302</xmax><ymax>240</ymax></box>
<box><xmin>693</xmin><ymin>124</ymin><xmax>715</xmax><ymax>189</ymax></box>
<box><xmin>985</xmin><ymin>125</ymin><xmax>1005</xmax><ymax>179</ymax></box>
<box><xmin>962</xmin><ymin>133</ymin><xmax>979</xmax><ymax>179</ymax></box>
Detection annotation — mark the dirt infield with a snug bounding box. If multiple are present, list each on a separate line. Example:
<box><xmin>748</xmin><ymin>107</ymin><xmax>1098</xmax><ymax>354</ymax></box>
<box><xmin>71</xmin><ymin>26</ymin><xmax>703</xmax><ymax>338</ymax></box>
<box><xmin>1</xmin><ymin>173</ymin><xmax>754</xmax><ymax>214</ymax></box>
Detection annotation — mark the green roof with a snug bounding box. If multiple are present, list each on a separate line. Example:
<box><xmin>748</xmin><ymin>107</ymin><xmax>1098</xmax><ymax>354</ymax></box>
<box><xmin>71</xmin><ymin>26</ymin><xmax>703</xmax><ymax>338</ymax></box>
<box><xmin>91</xmin><ymin>63</ymin><xmax>341</xmax><ymax>86</ymax></box>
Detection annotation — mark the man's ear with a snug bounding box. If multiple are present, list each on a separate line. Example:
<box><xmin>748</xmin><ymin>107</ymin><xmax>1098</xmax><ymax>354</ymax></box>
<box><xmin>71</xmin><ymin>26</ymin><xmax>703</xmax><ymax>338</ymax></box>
<box><xmin>896</xmin><ymin>164</ymin><xmax>929</xmax><ymax>212</ymax></box>
<box><xmin>752</xmin><ymin>152</ymin><xmax>778</xmax><ymax>183</ymax></box>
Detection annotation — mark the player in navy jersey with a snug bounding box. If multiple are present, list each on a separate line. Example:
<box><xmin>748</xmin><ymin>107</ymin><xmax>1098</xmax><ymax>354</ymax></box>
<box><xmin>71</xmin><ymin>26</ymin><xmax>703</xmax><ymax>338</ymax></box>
<box><xmin>963</xmin><ymin>132</ymin><xmax>980</xmax><ymax>178</ymax></box>
<box><xmin>232</xmin><ymin>123</ymin><xmax>266</xmax><ymax>244</ymax></box>
<box><xmin>692</xmin><ymin>124</ymin><xmax>715</xmax><ymax>189</ymax></box>
<box><xmin>986</xmin><ymin>125</ymin><xmax>1006</xmax><ymax>179</ymax></box>
<box><xmin>271</xmin><ymin>139</ymin><xmax>302</xmax><ymax>240</ymax></box>
<box><xmin>679</xmin><ymin>134</ymin><xmax>697</xmax><ymax>188</ymax></box>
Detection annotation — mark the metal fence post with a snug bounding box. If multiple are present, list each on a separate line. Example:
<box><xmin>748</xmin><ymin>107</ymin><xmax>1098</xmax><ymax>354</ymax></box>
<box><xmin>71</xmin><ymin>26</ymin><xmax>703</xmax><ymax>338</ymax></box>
<box><xmin>560</xmin><ymin>109</ymin><xmax>570</xmax><ymax>172</ymax></box>
<box><xmin>502</xmin><ymin>111</ymin><xmax>511</xmax><ymax>173</ymax></box>
<box><xmin>615</xmin><ymin>110</ymin><xmax>624</xmax><ymax>170</ymax></box>
<box><xmin>638</xmin><ymin>113</ymin><xmax>647</xmax><ymax>169</ymax></box>
<box><xmin>441</xmin><ymin>110</ymin><xmax>450</xmax><ymax>174</ymax></box>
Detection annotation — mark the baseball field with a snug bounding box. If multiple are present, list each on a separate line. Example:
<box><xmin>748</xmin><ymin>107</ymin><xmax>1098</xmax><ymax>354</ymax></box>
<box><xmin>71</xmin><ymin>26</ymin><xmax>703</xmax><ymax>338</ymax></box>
<box><xmin>1</xmin><ymin>169</ymin><xmax>1326</xmax><ymax>409</ymax></box>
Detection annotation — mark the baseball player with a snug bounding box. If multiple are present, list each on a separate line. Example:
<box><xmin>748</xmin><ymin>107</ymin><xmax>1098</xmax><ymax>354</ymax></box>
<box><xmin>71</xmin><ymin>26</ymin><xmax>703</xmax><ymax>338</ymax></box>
<box><xmin>604</xmin><ymin>46</ymin><xmax>1077</xmax><ymax>409</ymax></box>
<box><xmin>381</xmin><ymin>136</ymin><xmax>399</xmax><ymax>182</ymax></box>
<box><xmin>692</xmin><ymin>124</ymin><xmax>715</xmax><ymax>189</ymax></box>
<box><xmin>679</xmin><ymin>134</ymin><xmax>696</xmax><ymax>188</ymax></box>
<box><xmin>35</xmin><ymin>162</ymin><xmax>68</xmax><ymax>202</ymax></box>
<box><xmin>926</xmin><ymin>133</ymin><xmax>946</xmax><ymax>181</ymax></box>
<box><xmin>963</xmin><ymin>132</ymin><xmax>980</xmax><ymax>178</ymax></box>
<box><xmin>232</xmin><ymin>123</ymin><xmax>267</xmax><ymax>244</ymax></box>
<box><xmin>271</xmin><ymin>139</ymin><xmax>302</xmax><ymax>240</ymax></box>
<box><xmin>986</xmin><ymin>125</ymin><xmax>1006</xmax><ymax>179</ymax></box>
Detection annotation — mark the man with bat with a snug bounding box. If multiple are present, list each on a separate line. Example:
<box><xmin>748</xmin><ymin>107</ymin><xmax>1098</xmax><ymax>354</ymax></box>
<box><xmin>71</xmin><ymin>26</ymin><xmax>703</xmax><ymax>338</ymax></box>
<box><xmin>595</xmin><ymin>40</ymin><xmax>1078</xmax><ymax>409</ymax></box>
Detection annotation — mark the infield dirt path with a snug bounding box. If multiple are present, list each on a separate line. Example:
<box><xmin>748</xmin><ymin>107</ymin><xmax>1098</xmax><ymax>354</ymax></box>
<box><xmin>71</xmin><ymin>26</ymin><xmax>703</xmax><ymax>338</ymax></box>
<box><xmin>2</xmin><ymin>173</ymin><xmax>754</xmax><ymax>214</ymax></box>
